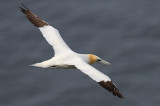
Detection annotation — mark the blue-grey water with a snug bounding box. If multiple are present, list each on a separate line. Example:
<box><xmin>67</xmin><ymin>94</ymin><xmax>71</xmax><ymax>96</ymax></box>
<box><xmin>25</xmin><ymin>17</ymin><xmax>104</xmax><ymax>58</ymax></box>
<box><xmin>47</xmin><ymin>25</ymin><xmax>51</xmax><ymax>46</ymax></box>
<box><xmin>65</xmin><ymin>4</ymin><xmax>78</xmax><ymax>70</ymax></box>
<box><xmin>0</xmin><ymin>0</ymin><xmax>160</xmax><ymax>106</ymax></box>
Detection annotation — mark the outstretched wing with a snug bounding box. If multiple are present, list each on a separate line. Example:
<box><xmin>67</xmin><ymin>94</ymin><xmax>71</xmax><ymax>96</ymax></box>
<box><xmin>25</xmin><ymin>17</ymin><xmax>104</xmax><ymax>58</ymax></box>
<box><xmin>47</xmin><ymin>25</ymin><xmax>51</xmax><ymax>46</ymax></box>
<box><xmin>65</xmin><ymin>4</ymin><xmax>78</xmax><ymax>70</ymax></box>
<box><xmin>74</xmin><ymin>60</ymin><xmax>124</xmax><ymax>99</ymax></box>
<box><xmin>20</xmin><ymin>4</ymin><xmax>72</xmax><ymax>55</ymax></box>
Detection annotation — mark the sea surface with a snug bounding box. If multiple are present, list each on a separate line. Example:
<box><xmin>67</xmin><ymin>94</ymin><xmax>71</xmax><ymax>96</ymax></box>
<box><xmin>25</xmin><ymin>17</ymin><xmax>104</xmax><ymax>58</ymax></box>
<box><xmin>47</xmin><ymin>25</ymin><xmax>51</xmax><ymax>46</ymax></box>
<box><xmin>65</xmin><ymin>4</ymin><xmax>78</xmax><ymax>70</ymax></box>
<box><xmin>0</xmin><ymin>0</ymin><xmax>160</xmax><ymax>106</ymax></box>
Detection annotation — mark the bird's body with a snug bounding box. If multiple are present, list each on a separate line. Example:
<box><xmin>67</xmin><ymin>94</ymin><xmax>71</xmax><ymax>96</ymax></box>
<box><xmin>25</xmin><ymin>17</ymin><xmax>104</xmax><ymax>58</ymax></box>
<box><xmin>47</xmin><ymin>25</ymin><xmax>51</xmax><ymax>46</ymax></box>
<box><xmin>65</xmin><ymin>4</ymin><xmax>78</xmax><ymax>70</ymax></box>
<box><xmin>31</xmin><ymin>53</ymin><xmax>100</xmax><ymax>68</ymax></box>
<box><xmin>31</xmin><ymin>53</ymin><xmax>87</xmax><ymax>69</ymax></box>
<box><xmin>20</xmin><ymin>4</ymin><xmax>124</xmax><ymax>99</ymax></box>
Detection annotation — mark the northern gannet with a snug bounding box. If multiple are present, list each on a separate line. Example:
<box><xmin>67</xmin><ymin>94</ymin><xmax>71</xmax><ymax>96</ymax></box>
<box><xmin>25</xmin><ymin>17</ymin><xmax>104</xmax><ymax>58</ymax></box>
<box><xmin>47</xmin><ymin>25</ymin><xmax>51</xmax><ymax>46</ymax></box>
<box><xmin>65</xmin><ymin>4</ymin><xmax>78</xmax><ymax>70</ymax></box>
<box><xmin>20</xmin><ymin>4</ymin><xmax>124</xmax><ymax>99</ymax></box>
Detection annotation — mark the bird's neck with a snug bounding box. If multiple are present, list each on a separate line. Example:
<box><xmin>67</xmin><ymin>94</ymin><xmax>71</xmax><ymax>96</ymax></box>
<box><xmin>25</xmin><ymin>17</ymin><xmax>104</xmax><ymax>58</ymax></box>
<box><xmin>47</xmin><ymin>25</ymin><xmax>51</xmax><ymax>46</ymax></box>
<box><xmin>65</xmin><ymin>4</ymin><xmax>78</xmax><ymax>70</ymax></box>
<box><xmin>79</xmin><ymin>54</ymin><xmax>97</xmax><ymax>64</ymax></box>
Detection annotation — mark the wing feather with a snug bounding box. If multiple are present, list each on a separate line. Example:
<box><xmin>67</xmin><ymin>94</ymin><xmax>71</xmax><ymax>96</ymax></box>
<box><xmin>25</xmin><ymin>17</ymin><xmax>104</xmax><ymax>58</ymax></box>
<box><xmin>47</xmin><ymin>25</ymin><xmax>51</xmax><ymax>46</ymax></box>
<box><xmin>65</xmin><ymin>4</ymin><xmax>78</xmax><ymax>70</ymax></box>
<box><xmin>39</xmin><ymin>26</ymin><xmax>72</xmax><ymax>55</ymax></box>
<box><xmin>74</xmin><ymin>61</ymin><xmax>124</xmax><ymax>98</ymax></box>
<box><xmin>20</xmin><ymin>4</ymin><xmax>72</xmax><ymax>55</ymax></box>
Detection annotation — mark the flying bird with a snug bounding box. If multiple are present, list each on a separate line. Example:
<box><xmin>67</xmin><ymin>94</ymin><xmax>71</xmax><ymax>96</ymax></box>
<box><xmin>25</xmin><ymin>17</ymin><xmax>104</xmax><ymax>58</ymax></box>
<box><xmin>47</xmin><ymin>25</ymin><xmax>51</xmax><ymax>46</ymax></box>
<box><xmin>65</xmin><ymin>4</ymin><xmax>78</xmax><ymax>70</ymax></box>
<box><xmin>20</xmin><ymin>4</ymin><xmax>124</xmax><ymax>99</ymax></box>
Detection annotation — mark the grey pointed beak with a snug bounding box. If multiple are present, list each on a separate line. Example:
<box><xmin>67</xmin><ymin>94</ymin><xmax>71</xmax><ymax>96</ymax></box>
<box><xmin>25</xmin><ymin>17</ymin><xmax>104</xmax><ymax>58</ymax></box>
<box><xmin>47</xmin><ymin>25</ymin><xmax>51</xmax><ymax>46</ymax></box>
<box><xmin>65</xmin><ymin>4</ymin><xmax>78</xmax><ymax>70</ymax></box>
<box><xmin>99</xmin><ymin>60</ymin><xmax>111</xmax><ymax>65</ymax></box>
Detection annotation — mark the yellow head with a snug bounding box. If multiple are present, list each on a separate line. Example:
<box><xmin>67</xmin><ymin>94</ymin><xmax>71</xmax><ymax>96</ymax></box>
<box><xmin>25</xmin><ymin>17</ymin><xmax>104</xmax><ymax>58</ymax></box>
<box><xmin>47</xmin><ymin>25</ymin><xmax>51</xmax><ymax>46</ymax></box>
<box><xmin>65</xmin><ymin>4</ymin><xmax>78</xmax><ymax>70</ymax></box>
<box><xmin>88</xmin><ymin>54</ymin><xmax>111</xmax><ymax>65</ymax></box>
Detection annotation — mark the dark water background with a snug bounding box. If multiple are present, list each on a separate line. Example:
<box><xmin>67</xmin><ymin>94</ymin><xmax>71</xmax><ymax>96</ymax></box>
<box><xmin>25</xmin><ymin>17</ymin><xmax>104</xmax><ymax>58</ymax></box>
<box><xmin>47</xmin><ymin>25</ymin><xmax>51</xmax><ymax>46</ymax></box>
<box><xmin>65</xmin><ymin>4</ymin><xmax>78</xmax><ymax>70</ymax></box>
<box><xmin>1</xmin><ymin>0</ymin><xmax>160</xmax><ymax>106</ymax></box>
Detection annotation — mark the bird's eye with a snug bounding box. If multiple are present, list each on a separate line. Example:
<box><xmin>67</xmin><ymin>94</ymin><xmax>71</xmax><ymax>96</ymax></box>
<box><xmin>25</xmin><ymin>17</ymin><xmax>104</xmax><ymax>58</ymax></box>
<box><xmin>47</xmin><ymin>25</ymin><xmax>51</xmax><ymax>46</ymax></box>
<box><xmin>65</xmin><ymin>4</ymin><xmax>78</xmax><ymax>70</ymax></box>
<box><xmin>97</xmin><ymin>59</ymin><xmax>101</xmax><ymax>62</ymax></box>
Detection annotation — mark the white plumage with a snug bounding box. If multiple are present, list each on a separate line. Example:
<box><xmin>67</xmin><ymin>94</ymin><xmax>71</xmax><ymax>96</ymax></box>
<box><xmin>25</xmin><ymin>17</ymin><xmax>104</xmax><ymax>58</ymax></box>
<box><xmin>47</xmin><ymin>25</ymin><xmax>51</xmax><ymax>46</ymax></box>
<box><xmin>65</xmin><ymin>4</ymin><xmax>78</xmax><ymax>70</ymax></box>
<box><xmin>39</xmin><ymin>26</ymin><xmax>72</xmax><ymax>55</ymax></box>
<box><xmin>20</xmin><ymin>4</ymin><xmax>123</xmax><ymax>98</ymax></box>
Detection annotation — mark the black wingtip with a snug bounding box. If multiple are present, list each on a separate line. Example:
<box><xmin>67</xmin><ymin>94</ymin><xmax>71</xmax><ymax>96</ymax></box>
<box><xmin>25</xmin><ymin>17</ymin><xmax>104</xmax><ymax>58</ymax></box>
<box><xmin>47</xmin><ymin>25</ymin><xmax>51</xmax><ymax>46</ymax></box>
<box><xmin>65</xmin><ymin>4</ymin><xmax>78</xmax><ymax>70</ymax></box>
<box><xmin>19</xmin><ymin>3</ymin><xmax>30</xmax><ymax>13</ymax></box>
<box><xmin>19</xmin><ymin>6</ymin><xmax>25</xmax><ymax>12</ymax></box>
<box><xmin>21</xmin><ymin>3</ymin><xmax>30</xmax><ymax>10</ymax></box>
<box><xmin>19</xmin><ymin>4</ymin><xmax>49</xmax><ymax>27</ymax></box>
<box><xmin>98</xmin><ymin>81</ymin><xmax>124</xmax><ymax>99</ymax></box>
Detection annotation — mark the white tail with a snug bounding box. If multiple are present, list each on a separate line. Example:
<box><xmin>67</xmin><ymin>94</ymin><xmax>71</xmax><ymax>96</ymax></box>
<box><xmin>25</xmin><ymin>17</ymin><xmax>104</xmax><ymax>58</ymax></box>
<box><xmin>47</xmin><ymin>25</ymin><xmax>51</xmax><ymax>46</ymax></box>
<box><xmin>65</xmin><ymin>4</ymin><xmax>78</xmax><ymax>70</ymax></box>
<box><xmin>30</xmin><ymin>60</ymin><xmax>52</xmax><ymax>68</ymax></box>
